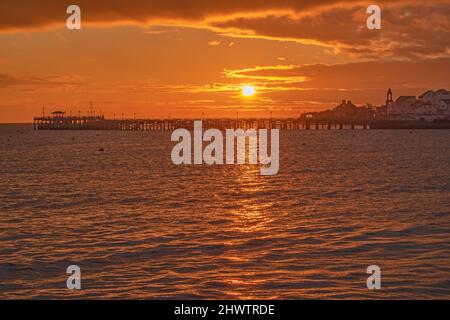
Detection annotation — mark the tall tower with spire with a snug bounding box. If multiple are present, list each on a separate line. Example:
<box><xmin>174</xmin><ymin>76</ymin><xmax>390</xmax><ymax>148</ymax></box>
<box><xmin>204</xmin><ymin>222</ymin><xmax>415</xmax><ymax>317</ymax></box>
<box><xmin>386</xmin><ymin>88</ymin><xmax>393</xmax><ymax>105</ymax></box>
<box><xmin>386</xmin><ymin>88</ymin><xmax>393</xmax><ymax>118</ymax></box>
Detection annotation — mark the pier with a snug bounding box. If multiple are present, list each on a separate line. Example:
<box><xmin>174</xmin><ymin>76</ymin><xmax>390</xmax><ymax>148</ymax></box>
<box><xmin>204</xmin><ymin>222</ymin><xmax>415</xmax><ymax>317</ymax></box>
<box><xmin>34</xmin><ymin>111</ymin><xmax>450</xmax><ymax>131</ymax></box>
<box><xmin>34</xmin><ymin>112</ymin><xmax>372</xmax><ymax>131</ymax></box>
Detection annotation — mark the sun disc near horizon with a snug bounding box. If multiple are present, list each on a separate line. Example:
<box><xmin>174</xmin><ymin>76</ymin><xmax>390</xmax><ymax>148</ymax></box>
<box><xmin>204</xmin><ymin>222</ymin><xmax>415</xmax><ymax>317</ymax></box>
<box><xmin>242</xmin><ymin>85</ymin><xmax>256</xmax><ymax>97</ymax></box>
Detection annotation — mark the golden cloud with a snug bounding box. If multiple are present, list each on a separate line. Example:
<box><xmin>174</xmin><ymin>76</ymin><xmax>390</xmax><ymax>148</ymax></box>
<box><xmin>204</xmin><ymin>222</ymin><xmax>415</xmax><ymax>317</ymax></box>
<box><xmin>1</xmin><ymin>1</ymin><xmax>448</xmax><ymax>59</ymax></box>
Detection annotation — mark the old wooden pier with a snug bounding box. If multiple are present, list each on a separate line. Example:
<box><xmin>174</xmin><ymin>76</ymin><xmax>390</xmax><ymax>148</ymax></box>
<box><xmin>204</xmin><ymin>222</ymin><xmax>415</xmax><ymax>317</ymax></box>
<box><xmin>34</xmin><ymin>113</ymin><xmax>371</xmax><ymax>131</ymax></box>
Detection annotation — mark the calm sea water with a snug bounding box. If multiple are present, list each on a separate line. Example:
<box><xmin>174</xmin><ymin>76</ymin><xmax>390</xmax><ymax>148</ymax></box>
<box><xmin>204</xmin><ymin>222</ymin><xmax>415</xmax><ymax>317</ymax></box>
<box><xmin>0</xmin><ymin>124</ymin><xmax>449</xmax><ymax>299</ymax></box>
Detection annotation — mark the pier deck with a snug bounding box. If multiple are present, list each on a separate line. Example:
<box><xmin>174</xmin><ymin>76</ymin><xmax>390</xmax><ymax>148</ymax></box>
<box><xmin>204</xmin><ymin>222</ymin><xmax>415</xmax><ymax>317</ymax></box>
<box><xmin>33</xmin><ymin>116</ymin><xmax>372</xmax><ymax>131</ymax></box>
<box><xmin>34</xmin><ymin>115</ymin><xmax>450</xmax><ymax>131</ymax></box>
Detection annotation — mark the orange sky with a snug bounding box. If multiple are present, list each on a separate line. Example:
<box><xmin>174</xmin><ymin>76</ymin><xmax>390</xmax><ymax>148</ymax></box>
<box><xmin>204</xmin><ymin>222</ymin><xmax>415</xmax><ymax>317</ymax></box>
<box><xmin>0</xmin><ymin>0</ymin><xmax>449</xmax><ymax>122</ymax></box>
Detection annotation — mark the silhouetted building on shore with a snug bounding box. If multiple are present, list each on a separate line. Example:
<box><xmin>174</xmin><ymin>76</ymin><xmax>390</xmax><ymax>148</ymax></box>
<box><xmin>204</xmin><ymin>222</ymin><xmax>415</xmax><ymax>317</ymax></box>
<box><xmin>387</xmin><ymin>89</ymin><xmax>450</xmax><ymax>121</ymax></box>
<box><xmin>302</xmin><ymin>88</ymin><xmax>450</xmax><ymax>122</ymax></box>
<box><xmin>300</xmin><ymin>100</ymin><xmax>374</xmax><ymax>121</ymax></box>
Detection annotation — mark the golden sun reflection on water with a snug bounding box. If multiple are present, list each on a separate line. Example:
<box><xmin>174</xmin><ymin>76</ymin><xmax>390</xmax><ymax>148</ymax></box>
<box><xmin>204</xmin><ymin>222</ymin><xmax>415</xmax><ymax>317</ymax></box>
<box><xmin>217</xmin><ymin>165</ymin><xmax>282</xmax><ymax>299</ymax></box>
<box><xmin>230</xmin><ymin>166</ymin><xmax>275</xmax><ymax>233</ymax></box>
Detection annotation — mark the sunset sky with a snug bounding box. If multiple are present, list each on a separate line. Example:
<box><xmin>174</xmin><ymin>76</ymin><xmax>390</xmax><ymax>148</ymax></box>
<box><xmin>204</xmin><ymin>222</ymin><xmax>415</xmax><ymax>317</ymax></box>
<box><xmin>0</xmin><ymin>0</ymin><xmax>449</xmax><ymax>122</ymax></box>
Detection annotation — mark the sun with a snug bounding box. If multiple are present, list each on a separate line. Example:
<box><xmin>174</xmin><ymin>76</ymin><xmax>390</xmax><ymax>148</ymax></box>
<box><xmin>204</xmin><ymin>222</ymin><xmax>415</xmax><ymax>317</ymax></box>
<box><xmin>242</xmin><ymin>84</ymin><xmax>256</xmax><ymax>97</ymax></box>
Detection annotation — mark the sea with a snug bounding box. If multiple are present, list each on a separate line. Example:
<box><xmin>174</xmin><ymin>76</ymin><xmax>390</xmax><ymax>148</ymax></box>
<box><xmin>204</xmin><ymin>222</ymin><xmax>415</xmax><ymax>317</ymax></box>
<box><xmin>0</xmin><ymin>124</ymin><xmax>449</xmax><ymax>299</ymax></box>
